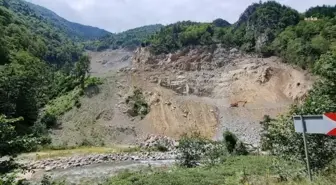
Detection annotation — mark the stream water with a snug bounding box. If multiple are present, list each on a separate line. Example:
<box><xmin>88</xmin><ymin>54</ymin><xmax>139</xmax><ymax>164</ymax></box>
<box><xmin>29</xmin><ymin>160</ymin><xmax>176</xmax><ymax>184</ymax></box>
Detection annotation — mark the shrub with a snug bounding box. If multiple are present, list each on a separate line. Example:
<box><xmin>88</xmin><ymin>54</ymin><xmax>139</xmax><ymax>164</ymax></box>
<box><xmin>177</xmin><ymin>134</ymin><xmax>229</xmax><ymax>167</ymax></box>
<box><xmin>40</xmin><ymin>112</ymin><xmax>57</xmax><ymax>128</ymax></box>
<box><xmin>177</xmin><ymin>134</ymin><xmax>208</xmax><ymax>168</ymax></box>
<box><xmin>223</xmin><ymin>131</ymin><xmax>238</xmax><ymax>154</ymax></box>
<box><xmin>85</xmin><ymin>77</ymin><xmax>103</xmax><ymax>88</ymax></box>
<box><xmin>234</xmin><ymin>141</ymin><xmax>248</xmax><ymax>156</ymax></box>
<box><xmin>204</xmin><ymin>141</ymin><xmax>228</xmax><ymax>166</ymax></box>
<box><xmin>156</xmin><ymin>144</ymin><xmax>169</xmax><ymax>152</ymax></box>
<box><xmin>126</xmin><ymin>88</ymin><xmax>149</xmax><ymax>118</ymax></box>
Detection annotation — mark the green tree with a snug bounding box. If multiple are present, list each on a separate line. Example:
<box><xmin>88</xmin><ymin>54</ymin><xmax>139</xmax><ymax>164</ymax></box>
<box><xmin>0</xmin><ymin>115</ymin><xmax>38</xmax><ymax>157</ymax></box>
<box><xmin>75</xmin><ymin>55</ymin><xmax>91</xmax><ymax>90</ymax></box>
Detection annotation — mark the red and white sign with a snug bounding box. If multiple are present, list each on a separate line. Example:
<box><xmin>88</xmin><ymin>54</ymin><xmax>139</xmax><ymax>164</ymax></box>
<box><xmin>293</xmin><ymin>113</ymin><xmax>336</xmax><ymax>136</ymax></box>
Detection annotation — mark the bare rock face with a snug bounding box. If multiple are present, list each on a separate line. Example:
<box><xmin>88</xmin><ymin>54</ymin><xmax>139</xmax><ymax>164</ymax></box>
<box><xmin>132</xmin><ymin>45</ymin><xmax>246</xmax><ymax>72</ymax></box>
<box><xmin>256</xmin><ymin>66</ymin><xmax>272</xmax><ymax>84</ymax></box>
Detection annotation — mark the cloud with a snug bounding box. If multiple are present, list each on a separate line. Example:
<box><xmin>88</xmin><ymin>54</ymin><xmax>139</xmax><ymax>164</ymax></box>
<box><xmin>28</xmin><ymin>0</ymin><xmax>336</xmax><ymax>33</ymax></box>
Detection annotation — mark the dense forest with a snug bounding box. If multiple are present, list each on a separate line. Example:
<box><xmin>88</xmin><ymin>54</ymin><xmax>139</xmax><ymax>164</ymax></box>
<box><xmin>148</xmin><ymin>1</ymin><xmax>300</xmax><ymax>54</ymax></box>
<box><xmin>2</xmin><ymin>0</ymin><xmax>109</xmax><ymax>41</ymax></box>
<box><xmin>84</xmin><ymin>24</ymin><xmax>164</xmax><ymax>51</ymax></box>
<box><xmin>0</xmin><ymin>0</ymin><xmax>96</xmax><ymax>160</ymax></box>
<box><xmin>306</xmin><ymin>5</ymin><xmax>336</xmax><ymax>18</ymax></box>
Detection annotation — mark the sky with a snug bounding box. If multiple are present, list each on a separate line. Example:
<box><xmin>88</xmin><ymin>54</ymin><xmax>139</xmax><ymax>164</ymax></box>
<box><xmin>26</xmin><ymin>0</ymin><xmax>336</xmax><ymax>33</ymax></box>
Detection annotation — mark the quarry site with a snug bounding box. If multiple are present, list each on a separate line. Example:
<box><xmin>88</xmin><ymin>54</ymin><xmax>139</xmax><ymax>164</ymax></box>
<box><xmin>50</xmin><ymin>45</ymin><xmax>314</xmax><ymax>147</ymax></box>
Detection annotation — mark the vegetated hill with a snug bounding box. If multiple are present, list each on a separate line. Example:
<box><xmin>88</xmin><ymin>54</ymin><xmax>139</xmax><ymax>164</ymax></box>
<box><xmin>148</xmin><ymin>21</ymin><xmax>218</xmax><ymax>54</ymax></box>
<box><xmin>85</xmin><ymin>24</ymin><xmax>164</xmax><ymax>51</ymax></box>
<box><xmin>148</xmin><ymin>1</ymin><xmax>300</xmax><ymax>55</ymax></box>
<box><xmin>4</xmin><ymin>0</ymin><xmax>109</xmax><ymax>41</ymax></box>
<box><xmin>0</xmin><ymin>0</ymin><xmax>95</xmax><ymax>157</ymax></box>
<box><xmin>1</xmin><ymin>0</ymin><xmax>84</xmax><ymax>65</ymax></box>
<box><xmin>305</xmin><ymin>5</ymin><xmax>336</xmax><ymax>18</ymax></box>
<box><xmin>212</xmin><ymin>18</ymin><xmax>231</xmax><ymax>27</ymax></box>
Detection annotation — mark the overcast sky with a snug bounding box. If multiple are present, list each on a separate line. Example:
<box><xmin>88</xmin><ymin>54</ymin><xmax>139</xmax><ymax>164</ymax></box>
<box><xmin>26</xmin><ymin>0</ymin><xmax>335</xmax><ymax>33</ymax></box>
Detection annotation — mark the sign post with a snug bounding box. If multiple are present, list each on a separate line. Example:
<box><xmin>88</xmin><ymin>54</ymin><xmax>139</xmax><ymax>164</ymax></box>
<box><xmin>293</xmin><ymin>113</ymin><xmax>336</xmax><ymax>181</ymax></box>
<box><xmin>299</xmin><ymin>115</ymin><xmax>312</xmax><ymax>181</ymax></box>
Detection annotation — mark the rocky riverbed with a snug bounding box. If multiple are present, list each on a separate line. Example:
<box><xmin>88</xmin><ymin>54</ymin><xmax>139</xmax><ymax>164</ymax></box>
<box><xmin>26</xmin><ymin>151</ymin><xmax>178</xmax><ymax>171</ymax></box>
<box><xmin>26</xmin><ymin>135</ymin><xmax>178</xmax><ymax>171</ymax></box>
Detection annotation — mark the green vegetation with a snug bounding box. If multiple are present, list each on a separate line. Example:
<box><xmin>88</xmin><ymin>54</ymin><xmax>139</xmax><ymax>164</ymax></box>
<box><xmin>148</xmin><ymin>1</ymin><xmax>300</xmax><ymax>54</ymax></box>
<box><xmin>85</xmin><ymin>24</ymin><xmax>163</xmax><ymax>51</ymax></box>
<box><xmin>261</xmin><ymin>51</ymin><xmax>336</xmax><ymax>171</ymax></box>
<box><xmin>0</xmin><ymin>0</ymin><xmax>83</xmax><ymax>66</ymax></box>
<box><xmin>0</xmin><ymin>0</ymin><xmax>99</xmax><ymax>178</ymax></box>
<box><xmin>177</xmin><ymin>132</ymin><xmax>247</xmax><ymax>168</ymax></box>
<box><xmin>3</xmin><ymin>0</ymin><xmax>109</xmax><ymax>41</ymax></box>
<box><xmin>1</xmin><ymin>0</ymin><xmax>336</xmax><ymax>183</ymax></box>
<box><xmin>148</xmin><ymin>21</ymin><xmax>215</xmax><ymax>54</ymax></box>
<box><xmin>305</xmin><ymin>5</ymin><xmax>336</xmax><ymax>18</ymax></box>
<box><xmin>104</xmin><ymin>156</ymin><xmax>275</xmax><ymax>185</ymax></box>
<box><xmin>271</xmin><ymin>18</ymin><xmax>336</xmax><ymax>69</ymax></box>
<box><xmin>102</xmin><ymin>156</ymin><xmax>333</xmax><ymax>185</ymax></box>
<box><xmin>125</xmin><ymin>88</ymin><xmax>150</xmax><ymax>119</ymax></box>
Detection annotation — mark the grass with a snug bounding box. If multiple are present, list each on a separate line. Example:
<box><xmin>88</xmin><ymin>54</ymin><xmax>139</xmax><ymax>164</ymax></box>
<box><xmin>19</xmin><ymin>146</ymin><xmax>140</xmax><ymax>160</ymax></box>
<box><xmin>102</xmin><ymin>156</ymin><xmax>336</xmax><ymax>185</ymax></box>
<box><xmin>45</xmin><ymin>88</ymin><xmax>82</xmax><ymax>117</ymax></box>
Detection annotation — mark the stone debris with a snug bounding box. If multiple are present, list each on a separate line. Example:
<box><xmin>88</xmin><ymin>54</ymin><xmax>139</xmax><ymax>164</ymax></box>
<box><xmin>140</xmin><ymin>134</ymin><xmax>178</xmax><ymax>151</ymax></box>
<box><xmin>27</xmin><ymin>151</ymin><xmax>177</xmax><ymax>171</ymax></box>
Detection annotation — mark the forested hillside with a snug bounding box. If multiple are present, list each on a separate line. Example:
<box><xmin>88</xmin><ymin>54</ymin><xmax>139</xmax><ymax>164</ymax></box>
<box><xmin>0</xmin><ymin>0</ymin><xmax>95</xmax><ymax>159</ymax></box>
<box><xmin>148</xmin><ymin>1</ymin><xmax>300</xmax><ymax>54</ymax></box>
<box><xmin>305</xmin><ymin>5</ymin><xmax>336</xmax><ymax>18</ymax></box>
<box><xmin>85</xmin><ymin>24</ymin><xmax>163</xmax><ymax>51</ymax></box>
<box><xmin>3</xmin><ymin>0</ymin><xmax>109</xmax><ymax>41</ymax></box>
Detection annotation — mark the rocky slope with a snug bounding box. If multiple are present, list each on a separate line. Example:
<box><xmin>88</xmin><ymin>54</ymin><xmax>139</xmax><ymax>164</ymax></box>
<box><xmin>131</xmin><ymin>45</ymin><xmax>314</xmax><ymax>144</ymax></box>
<box><xmin>51</xmin><ymin>45</ymin><xmax>314</xmax><ymax>147</ymax></box>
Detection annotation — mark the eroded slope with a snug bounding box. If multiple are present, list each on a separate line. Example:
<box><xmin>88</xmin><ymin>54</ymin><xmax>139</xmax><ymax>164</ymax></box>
<box><xmin>52</xmin><ymin>46</ymin><xmax>314</xmax><ymax>146</ymax></box>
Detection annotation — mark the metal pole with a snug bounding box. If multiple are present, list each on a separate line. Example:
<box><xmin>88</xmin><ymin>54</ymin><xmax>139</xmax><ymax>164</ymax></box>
<box><xmin>301</xmin><ymin>115</ymin><xmax>312</xmax><ymax>181</ymax></box>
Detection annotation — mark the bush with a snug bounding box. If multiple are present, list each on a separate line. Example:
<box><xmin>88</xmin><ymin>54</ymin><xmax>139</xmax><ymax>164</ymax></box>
<box><xmin>177</xmin><ymin>134</ymin><xmax>209</xmax><ymax>168</ymax></box>
<box><xmin>156</xmin><ymin>144</ymin><xmax>169</xmax><ymax>152</ymax></box>
<box><xmin>40</xmin><ymin>112</ymin><xmax>57</xmax><ymax>128</ymax></box>
<box><xmin>234</xmin><ymin>141</ymin><xmax>248</xmax><ymax>156</ymax></box>
<box><xmin>223</xmin><ymin>131</ymin><xmax>248</xmax><ymax>155</ymax></box>
<box><xmin>126</xmin><ymin>88</ymin><xmax>150</xmax><ymax>118</ymax></box>
<box><xmin>223</xmin><ymin>131</ymin><xmax>238</xmax><ymax>154</ymax></box>
<box><xmin>85</xmin><ymin>77</ymin><xmax>103</xmax><ymax>88</ymax></box>
<box><xmin>0</xmin><ymin>173</ymin><xmax>16</xmax><ymax>185</ymax></box>
<box><xmin>177</xmin><ymin>134</ymin><xmax>229</xmax><ymax>167</ymax></box>
<box><xmin>204</xmin><ymin>141</ymin><xmax>228</xmax><ymax>166</ymax></box>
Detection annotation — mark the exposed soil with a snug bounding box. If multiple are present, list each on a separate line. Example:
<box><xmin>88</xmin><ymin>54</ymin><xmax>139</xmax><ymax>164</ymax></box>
<box><xmin>51</xmin><ymin>46</ymin><xmax>314</xmax><ymax>147</ymax></box>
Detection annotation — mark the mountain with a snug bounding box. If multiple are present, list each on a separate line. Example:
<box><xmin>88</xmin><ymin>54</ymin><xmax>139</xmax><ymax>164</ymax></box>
<box><xmin>0</xmin><ymin>0</ymin><xmax>94</xmax><ymax>134</ymax></box>
<box><xmin>148</xmin><ymin>1</ymin><xmax>300</xmax><ymax>54</ymax></box>
<box><xmin>5</xmin><ymin>0</ymin><xmax>109</xmax><ymax>41</ymax></box>
<box><xmin>85</xmin><ymin>24</ymin><xmax>164</xmax><ymax>51</ymax></box>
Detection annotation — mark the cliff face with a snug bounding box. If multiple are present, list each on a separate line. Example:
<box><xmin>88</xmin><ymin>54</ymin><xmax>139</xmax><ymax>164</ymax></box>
<box><xmin>131</xmin><ymin>45</ymin><xmax>314</xmax><ymax>144</ymax></box>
